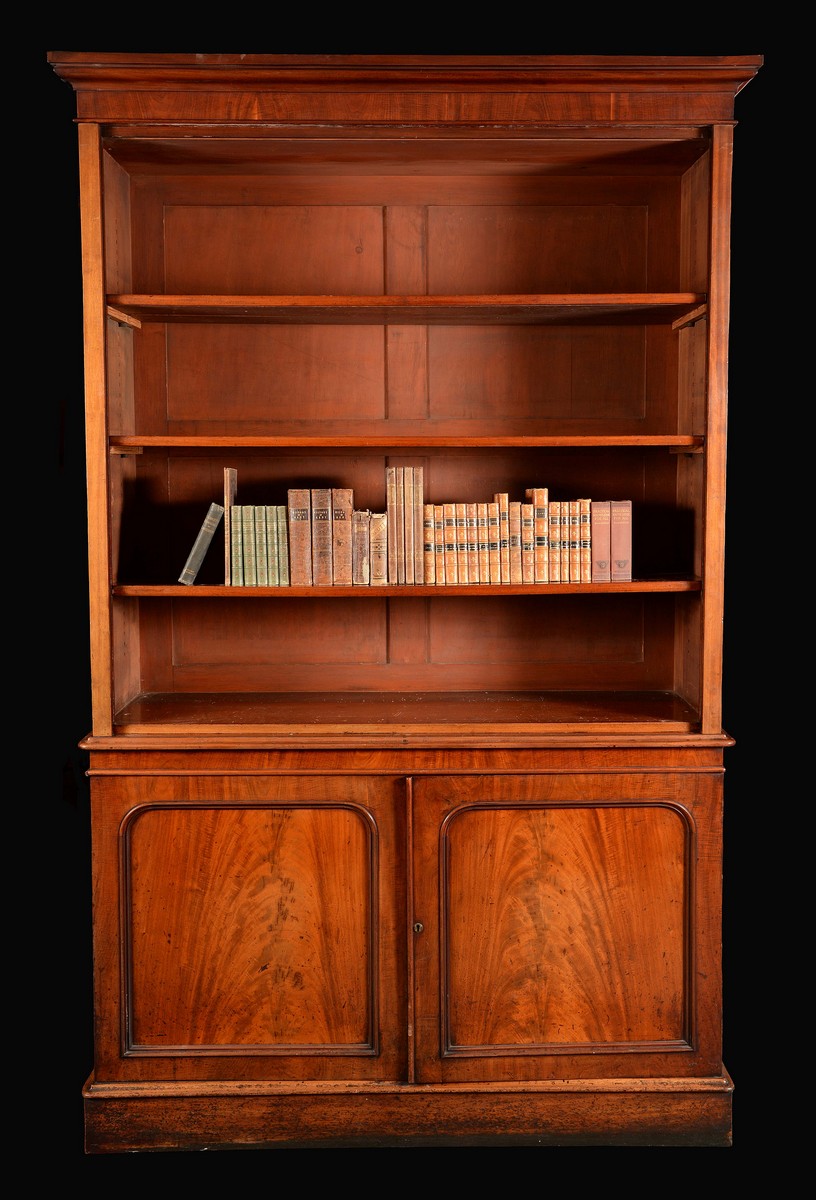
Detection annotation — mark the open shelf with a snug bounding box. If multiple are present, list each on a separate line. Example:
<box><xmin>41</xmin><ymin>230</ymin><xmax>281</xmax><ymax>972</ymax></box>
<box><xmin>114</xmin><ymin>580</ymin><xmax>700</xmax><ymax>597</ymax></box>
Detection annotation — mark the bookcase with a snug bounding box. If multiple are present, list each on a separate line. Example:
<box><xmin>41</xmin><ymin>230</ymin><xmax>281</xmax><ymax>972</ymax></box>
<box><xmin>49</xmin><ymin>53</ymin><xmax>762</xmax><ymax>1151</ymax></box>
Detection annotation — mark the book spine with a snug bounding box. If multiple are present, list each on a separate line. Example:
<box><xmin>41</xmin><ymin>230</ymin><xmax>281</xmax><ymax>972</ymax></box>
<box><xmin>242</xmin><ymin>505</ymin><xmax>257</xmax><ymax>586</ymax></box>
<box><xmin>403</xmin><ymin>466</ymin><xmax>414</xmax><ymax>584</ymax></box>
<box><xmin>579</xmin><ymin>497</ymin><xmax>592</xmax><ymax>583</ymax></box>
<box><xmin>548</xmin><ymin>500</ymin><xmax>562</xmax><ymax>583</ymax></box>
<box><xmin>287</xmin><ymin>489</ymin><xmax>312</xmax><ymax>585</ymax></box>
<box><xmin>569</xmin><ymin>499</ymin><xmax>581</xmax><ymax>583</ymax></box>
<box><xmin>455</xmin><ymin>501</ymin><xmax>469</xmax><ymax>583</ymax></box>
<box><xmin>178</xmin><ymin>501</ymin><xmax>225</xmax><ymax>585</ymax></box>
<box><xmin>276</xmin><ymin>506</ymin><xmax>290</xmax><ymax>585</ymax></box>
<box><xmin>254</xmin><ymin>504</ymin><xmax>269</xmax><ymax>586</ymax></box>
<box><xmin>521</xmin><ymin>501</ymin><xmax>535</xmax><ymax>584</ymax></box>
<box><xmin>386</xmin><ymin>466</ymin><xmax>399</xmax><ymax>584</ymax></box>
<box><xmin>433</xmin><ymin>504</ymin><xmax>446</xmax><ymax>584</ymax></box>
<box><xmin>487</xmin><ymin>501</ymin><xmax>500</xmax><ymax>583</ymax></box>
<box><xmin>423</xmin><ymin>502</ymin><xmax>435</xmax><ymax>584</ymax></box>
<box><xmin>311</xmin><ymin>487</ymin><xmax>333</xmax><ymax>585</ymax></box>
<box><xmin>331</xmin><ymin>487</ymin><xmax>353</xmax><ymax>585</ymax></box>
<box><xmin>413</xmin><ymin>466</ymin><xmax>425</xmax><ymax>584</ymax></box>
<box><xmin>265</xmin><ymin>504</ymin><xmax>280</xmax><ymax>585</ymax></box>
<box><xmin>590</xmin><ymin>500</ymin><xmax>611</xmax><ymax>582</ymax></box>
<box><xmin>495</xmin><ymin>492</ymin><xmax>510</xmax><ymax>583</ymax></box>
<box><xmin>466</xmin><ymin>501</ymin><xmax>479</xmax><ymax>583</ymax></box>
<box><xmin>369</xmin><ymin>511</ymin><xmax>388</xmax><ymax>584</ymax></box>
<box><xmin>527</xmin><ymin>486</ymin><xmax>549</xmax><ymax>583</ymax></box>
<box><xmin>443</xmin><ymin>502</ymin><xmax>458</xmax><ymax>584</ymax></box>
<box><xmin>352</xmin><ymin>509</ymin><xmax>371</xmax><ymax>584</ymax></box>
<box><xmin>508</xmin><ymin>500</ymin><xmax>523</xmax><ymax>584</ymax></box>
<box><xmin>223</xmin><ymin>467</ymin><xmax>238</xmax><ymax>585</ymax></box>
<box><xmin>610</xmin><ymin>499</ymin><xmax>633</xmax><ymax>581</ymax></box>
<box><xmin>230</xmin><ymin>504</ymin><xmax>244</xmax><ymax>586</ymax></box>
<box><xmin>477</xmin><ymin>502</ymin><xmax>489</xmax><ymax>583</ymax></box>
<box><xmin>560</xmin><ymin>501</ymin><xmax>571</xmax><ymax>582</ymax></box>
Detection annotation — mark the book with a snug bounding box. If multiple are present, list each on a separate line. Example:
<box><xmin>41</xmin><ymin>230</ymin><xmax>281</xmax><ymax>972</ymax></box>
<box><xmin>310</xmin><ymin>487</ymin><xmax>333</xmax><ymax>585</ymax></box>
<box><xmin>265</xmin><ymin>504</ymin><xmax>280</xmax><ymax>585</ymax></box>
<box><xmin>569</xmin><ymin>499</ymin><xmax>581</xmax><ymax>584</ymax></box>
<box><xmin>242</xmin><ymin>505</ymin><xmax>257</xmax><ymax>586</ymax></box>
<box><xmin>466</xmin><ymin>501</ymin><xmax>479</xmax><ymax>582</ymax></box>
<box><xmin>560</xmin><ymin>501</ymin><xmax>571</xmax><ymax>582</ymax></box>
<box><xmin>352</xmin><ymin>509</ymin><xmax>371</xmax><ymax>584</ymax></box>
<box><xmin>331</xmin><ymin>487</ymin><xmax>354</xmax><ymax>585</ymax></box>
<box><xmin>230</xmin><ymin>504</ymin><xmax>244</xmax><ymax>586</ymax></box>
<box><xmin>178</xmin><ymin>501</ymin><xmax>224</xmax><ymax>585</ymax></box>
<box><xmin>412</xmin><ymin>466</ymin><xmax>425</xmax><ymax>583</ymax></box>
<box><xmin>276</xmin><ymin>506</ymin><xmax>290</xmax><ymax>585</ymax></box>
<box><xmin>455</xmin><ymin>501</ymin><xmax>469</xmax><ymax>583</ymax></box>
<box><xmin>433</xmin><ymin>504</ymin><xmax>446</xmax><ymax>584</ymax></box>
<box><xmin>403</xmin><ymin>466</ymin><xmax>414</xmax><ymax>584</ymax></box>
<box><xmin>423</xmin><ymin>502</ymin><xmax>435</xmax><ymax>584</ymax></box>
<box><xmin>508</xmin><ymin>500</ymin><xmax>523</xmax><ymax>583</ymax></box>
<box><xmin>443</xmin><ymin>502</ymin><xmax>458</xmax><ymax>584</ymax></box>
<box><xmin>610</xmin><ymin>499</ymin><xmax>633</xmax><ymax>581</ymax></box>
<box><xmin>477</xmin><ymin>502</ymin><xmax>489</xmax><ymax>583</ymax></box>
<box><xmin>254</xmin><ymin>504</ymin><xmax>269</xmax><ymax>586</ymax></box>
<box><xmin>579</xmin><ymin>497</ymin><xmax>592</xmax><ymax>583</ymax></box>
<box><xmin>287</xmin><ymin>488</ymin><xmax>312</xmax><ymax>585</ymax></box>
<box><xmin>494</xmin><ymin>492</ymin><xmax>510</xmax><ymax>582</ymax></box>
<box><xmin>223</xmin><ymin>467</ymin><xmax>238</xmax><ymax>585</ymax></box>
<box><xmin>521</xmin><ymin>501</ymin><xmax>535</xmax><ymax>584</ymax></box>
<box><xmin>590</xmin><ymin>500</ymin><xmax>611</xmax><ymax>582</ymax></box>
<box><xmin>487</xmin><ymin>501</ymin><xmax>500</xmax><ymax>583</ymax></box>
<box><xmin>526</xmin><ymin>486</ymin><xmax>549</xmax><ymax>583</ymax></box>
<box><xmin>386</xmin><ymin>466</ymin><xmax>399</xmax><ymax>583</ymax></box>
<box><xmin>548</xmin><ymin>499</ymin><xmax>562</xmax><ymax>583</ymax></box>
<box><xmin>369</xmin><ymin>511</ymin><xmax>388</xmax><ymax>584</ymax></box>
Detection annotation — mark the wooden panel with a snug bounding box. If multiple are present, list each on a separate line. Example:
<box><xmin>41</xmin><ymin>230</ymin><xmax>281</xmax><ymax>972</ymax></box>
<box><xmin>163</xmin><ymin>205</ymin><xmax>385</xmax><ymax>293</ymax></box>
<box><xmin>428</xmin><ymin>206</ymin><xmax>648</xmax><ymax>293</ymax></box>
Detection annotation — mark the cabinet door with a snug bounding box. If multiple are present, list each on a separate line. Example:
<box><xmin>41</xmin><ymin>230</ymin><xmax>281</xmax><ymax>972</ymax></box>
<box><xmin>91</xmin><ymin>772</ymin><xmax>407</xmax><ymax>1082</ymax></box>
<box><xmin>412</xmin><ymin>772</ymin><xmax>722</xmax><ymax>1083</ymax></box>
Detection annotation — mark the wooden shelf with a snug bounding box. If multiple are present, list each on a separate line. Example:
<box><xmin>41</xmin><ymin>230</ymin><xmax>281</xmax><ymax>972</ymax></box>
<box><xmin>106</xmin><ymin>293</ymin><xmax>707</xmax><ymax>328</ymax></box>
<box><xmin>110</xmin><ymin>434</ymin><xmax>704</xmax><ymax>451</ymax></box>
<box><xmin>114</xmin><ymin>580</ymin><xmax>701</xmax><ymax>597</ymax></box>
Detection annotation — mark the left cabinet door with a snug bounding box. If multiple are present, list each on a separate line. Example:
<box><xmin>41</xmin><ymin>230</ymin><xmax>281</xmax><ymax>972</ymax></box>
<box><xmin>90</xmin><ymin>770</ymin><xmax>408</xmax><ymax>1083</ymax></box>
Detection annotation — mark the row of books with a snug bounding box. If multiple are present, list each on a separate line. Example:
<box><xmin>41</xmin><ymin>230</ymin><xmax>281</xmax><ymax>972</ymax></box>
<box><xmin>178</xmin><ymin>466</ymin><xmax>632</xmax><ymax>586</ymax></box>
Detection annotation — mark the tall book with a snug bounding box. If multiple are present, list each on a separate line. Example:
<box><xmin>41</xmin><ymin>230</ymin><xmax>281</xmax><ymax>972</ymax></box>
<box><xmin>242</xmin><ymin>505</ymin><xmax>258</xmax><ymax>586</ymax></box>
<box><xmin>590</xmin><ymin>500</ymin><xmax>611</xmax><ymax>582</ymax></box>
<box><xmin>455</xmin><ymin>501</ymin><xmax>469</xmax><ymax>583</ymax></box>
<box><xmin>443</xmin><ymin>502</ymin><xmax>458</xmax><ymax>584</ymax></box>
<box><xmin>403</xmin><ymin>466</ymin><xmax>414</xmax><ymax>584</ymax></box>
<box><xmin>287</xmin><ymin>488</ymin><xmax>312</xmax><ymax>585</ymax></box>
<box><xmin>178</xmin><ymin>501</ymin><xmax>224</xmax><ymax>585</ymax></box>
<box><xmin>254</xmin><ymin>504</ymin><xmax>269</xmax><ymax>586</ymax></box>
<box><xmin>548</xmin><ymin>500</ymin><xmax>562</xmax><ymax>583</ymax></box>
<box><xmin>433</xmin><ymin>504</ymin><xmax>446</xmax><ymax>584</ymax></box>
<box><xmin>331</xmin><ymin>487</ymin><xmax>354</xmax><ymax>585</ymax></box>
<box><xmin>560</xmin><ymin>501</ymin><xmax>571</xmax><ymax>582</ymax></box>
<box><xmin>494</xmin><ymin>492</ymin><xmax>510</xmax><ymax>583</ymax></box>
<box><xmin>311</xmin><ymin>487</ymin><xmax>333</xmax><ymax>585</ymax></box>
<box><xmin>352</xmin><ymin>509</ymin><xmax>371</xmax><ymax>584</ymax></box>
<box><xmin>230</xmin><ymin>504</ymin><xmax>244</xmax><ymax>586</ymax></box>
<box><xmin>386</xmin><ymin>466</ymin><xmax>399</xmax><ymax>583</ymax></box>
<box><xmin>579</xmin><ymin>497</ymin><xmax>592</xmax><ymax>583</ymax></box>
<box><xmin>265</xmin><ymin>504</ymin><xmax>280</xmax><ymax>585</ymax></box>
<box><xmin>423</xmin><ymin>502</ymin><xmax>435</xmax><ymax>584</ymax></box>
<box><xmin>466</xmin><ymin>501</ymin><xmax>479</xmax><ymax>582</ymax></box>
<box><xmin>508</xmin><ymin>500</ymin><xmax>523</xmax><ymax>583</ymax></box>
<box><xmin>610</xmin><ymin>499</ymin><xmax>633</xmax><ymax>581</ymax></box>
<box><xmin>369</xmin><ymin>511</ymin><xmax>388</xmax><ymax>585</ymax></box>
<box><xmin>223</xmin><ymin>467</ymin><xmax>238</xmax><ymax>585</ymax></box>
<box><xmin>526</xmin><ymin>486</ymin><xmax>549</xmax><ymax>583</ymax></box>
<box><xmin>568</xmin><ymin>499</ymin><xmax>581</xmax><ymax>584</ymax></box>
<box><xmin>477</xmin><ymin>502</ymin><xmax>490</xmax><ymax>583</ymax></box>
<box><xmin>486</xmin><ymin>501</ymin><xmax>499</xmax><ymax>582</ymax></box>
<box><xmin>521</xmin><ymin>501</ymin><xmax>535</xmax><ymax>584</ymax></box>
<box><xmin>412</xmin><ymin>466</ymin><xmax>425</xmax><ymax>583</ymax></box>
<box><xmin>276</xmin><ymin>505</ymin><xmax>290</xmax><ymax>585</ymax></box>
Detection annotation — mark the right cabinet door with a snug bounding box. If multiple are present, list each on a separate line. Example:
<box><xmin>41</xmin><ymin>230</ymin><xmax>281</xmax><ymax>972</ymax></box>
<box><xmin>411</xmin><ymin>771</ymin><xmax>723</xmax><ymax>1084</ymax></box>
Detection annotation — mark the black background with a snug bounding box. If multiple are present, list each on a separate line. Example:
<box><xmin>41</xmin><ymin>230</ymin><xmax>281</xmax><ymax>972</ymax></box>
<box><xmin>46</xmin><ymin>49</ymin><xmax>773</xmax><ymax>1168</ymax></box>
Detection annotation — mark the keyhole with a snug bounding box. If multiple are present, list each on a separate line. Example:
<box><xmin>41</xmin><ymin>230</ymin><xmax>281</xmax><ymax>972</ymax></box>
<box><xmin>413</xmin><ymin>922</ymin><xmax>424</xmax><ymax>934</ymax></box>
